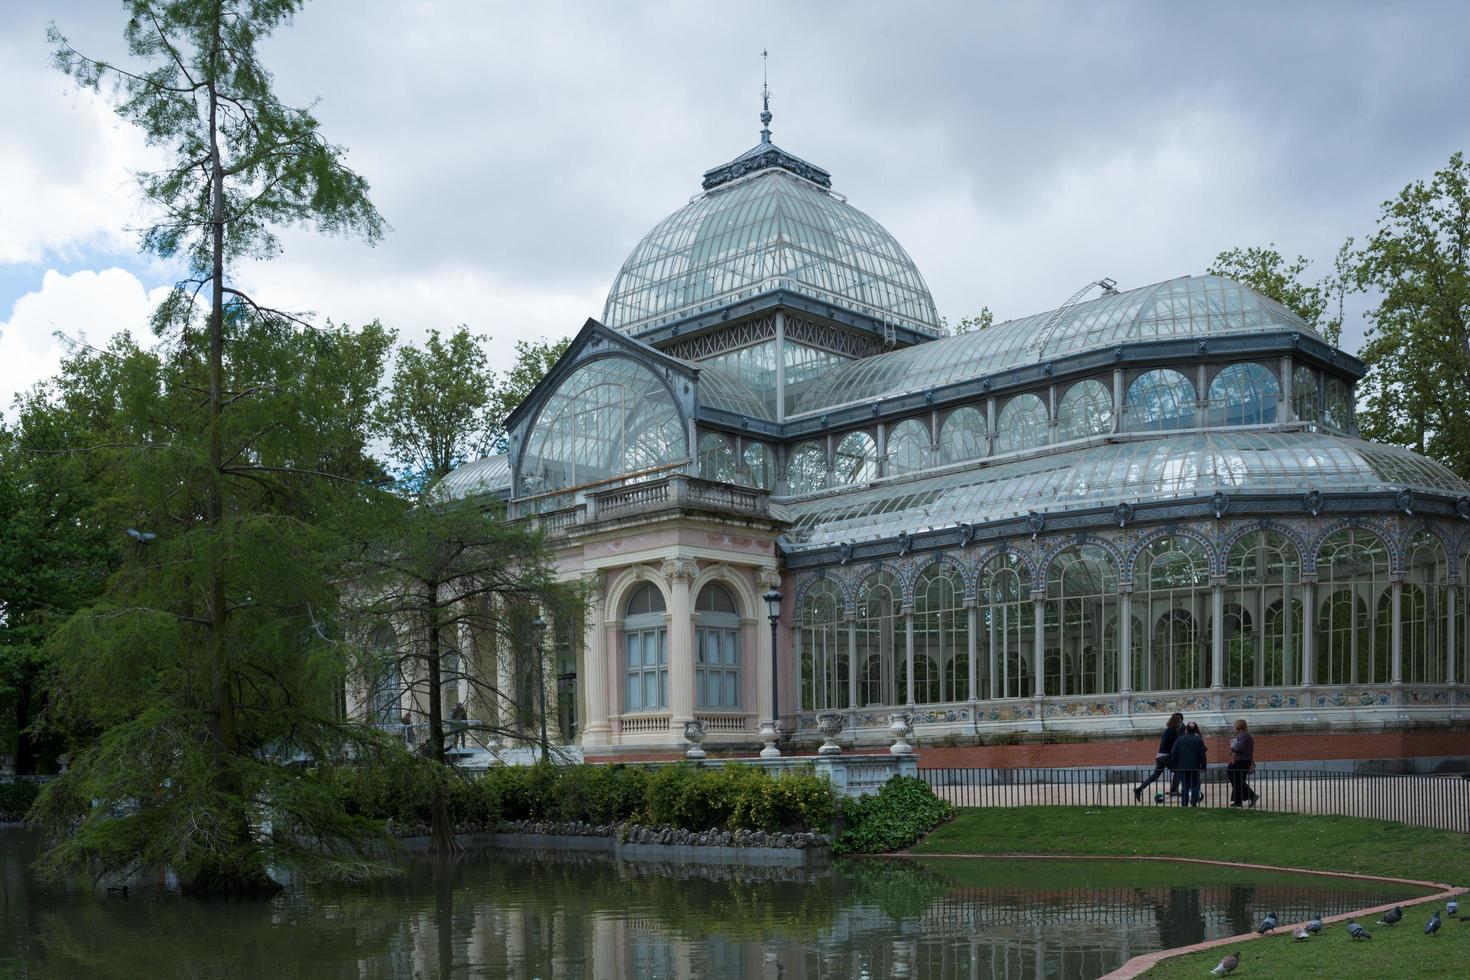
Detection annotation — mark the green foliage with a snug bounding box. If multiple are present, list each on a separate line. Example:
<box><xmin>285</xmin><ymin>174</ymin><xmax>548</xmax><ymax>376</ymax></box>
<box><xmin>1207</xmin><ymin>242</ymin><xmax>1353</xmax><ymax>346</ymax></box>
<box><xmin>948</xmin><ymin>306</ymin><xmax>994</xmax><ymax>335</ymax></box>
<box><xmin>643</xmin><ymin>764</ymin><xmax>836</xmax><ymax>832</ymax></box>
<box><xmin>375</xmin><ymin>326</ymin><xmax>495</xmax><ymax>488</ymax></box>
<box><xmin>833</xmin><ymin>775</ymin><xmax>953</xmax><ymax>855</ymax></box>
<box><xmin>489</xmin><ymin>337</ymin><xmax>570</xmax><ymax>452</ymax></box>
<box><xmin>1355</xmin><ymin>150</ymin><xmax>1470</xmax><ymax>479</ymax></box>
<box><xmin>0</xmin><ymin>780</ymin><xmax>43</xmax><ymax>821</ymax></box>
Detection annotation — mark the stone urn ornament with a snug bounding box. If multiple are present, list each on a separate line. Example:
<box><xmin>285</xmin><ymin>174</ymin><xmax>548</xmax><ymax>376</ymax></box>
<box><xmin>816</xmin><ymin>711</ymin><xmax>845</xmax><ymax>755</ymax></box>
<box><xmin>758</xmin><ymin>719</ymin><xmax>781</xmax><ymax>759</ymax></box>
<box><xmin>887</xmin><ymin>712</ymin><xmax>914</xmax><ymax>755</ymax></box>
<box><xmin>683</xmin><ymin>719</ymin><xmax>707</xmax><ymax>760</ymax></box>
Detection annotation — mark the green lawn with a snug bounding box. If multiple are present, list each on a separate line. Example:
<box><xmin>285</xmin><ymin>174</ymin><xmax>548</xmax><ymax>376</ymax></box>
<box><xmin>913</xmin><ymin>807</ymin><xmax>1470</xmax><ymax>978</ymax></box>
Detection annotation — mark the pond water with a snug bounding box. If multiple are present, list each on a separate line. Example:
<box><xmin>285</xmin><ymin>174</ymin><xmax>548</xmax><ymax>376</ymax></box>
<box><xmin>1</xmin><ymin>829</ymin><xmax>1430</xmax><ymax>979</ymax></box>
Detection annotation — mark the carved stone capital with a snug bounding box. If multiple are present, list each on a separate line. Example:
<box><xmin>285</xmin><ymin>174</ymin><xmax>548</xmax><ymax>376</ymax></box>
<box><xmin>659</xmin><ymin>557</ymin><xmax>700</xmax><ymax>584</ymax></box>
<box><xmin>581</xmin><ymin>570</ymin><xmax>605</xmax><ymax>606</ymax></box>
<box><xmin>756</xmin><ymin>565</ymin><xmax>783</xmax><ymax>591</ymax></box>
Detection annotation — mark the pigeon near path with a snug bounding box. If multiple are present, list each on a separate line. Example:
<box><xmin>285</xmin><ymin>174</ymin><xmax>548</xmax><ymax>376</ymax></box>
<box><xmin>1378</xmin><ymin>905</ymin><xmax>1403</xmax><ymax>926</ymax></box>
<box><xmin>1424</xmin><ymin>909</ymin><xmax>1441</xmax><ymax>936</ymax></box>
<box><xmin>1293</xmin><ymin>927</ymin><xmax>1310</xmax><ymax>941</ymax></box>
<box><xmin>1257</xmin><ymin>911</ymin><xmax>1278</xmax><ymax>934</ymax></box>
<box><xmin>1347</xmin><ymin>919</ymin><xmax>1372</xmax><ymax>940</ymax></box>
<box><xmin>1210</xmin><ymin>950</ymin><xmax>1240</xmax><ymax>975</ymax></box>
<box><xmin>1305</xmin><ymin>915</ymin><xmax>1323</xmax><ymax>934</ymax></box>
<box><xmin>1446</xmin><ymin>899</ymin><xmax>1457</xmax><ymax>918</ymax></box>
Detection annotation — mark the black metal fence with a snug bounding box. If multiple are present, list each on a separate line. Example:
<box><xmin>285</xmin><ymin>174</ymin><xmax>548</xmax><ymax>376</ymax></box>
<box><xmin>919</xmin><ymin>766</ymin><xmax>1470</xmax><ymax>835</ymax></box>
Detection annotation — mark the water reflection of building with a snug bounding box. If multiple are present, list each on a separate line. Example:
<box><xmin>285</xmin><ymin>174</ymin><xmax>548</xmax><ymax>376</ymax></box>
<box><xmin>365</xmin><ymin>91</ymin><xmax>1470</xmax><ymax>766</ymax></box>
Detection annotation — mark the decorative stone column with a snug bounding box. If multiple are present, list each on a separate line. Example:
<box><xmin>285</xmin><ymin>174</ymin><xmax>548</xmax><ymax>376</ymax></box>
<box><xmin>1032</xmin><ymin>592</ymin><xmax>1046</xmax><ymax>700</ymax></box>
<box><xmin>1300</xmin><ymin>579</ymin><xmax>1316</xmax><ymax>688</ymax></box>
<box><xmin>1447</xmin><ymin>584</ymin><xmax>1458</xmax><ymax>706</ymax></box>
<box><xmin>662</xmin><ymin>558</ymin><xmax>699</xmax><ymax>733</ymax></box>
<box><xmin>1210</xmin><ymin>575</ymin><xmax>1226</xmax><ymax>691</ymax></box>
<box><xmin>1119</xmin><ymin>586</ymin><xmax>1133</xmax><ymax>697</ymax></box>
<box><xmin>903</xmin><ymin>605</ymin><xmax>916</xmax><ymax>706</ymax></box>
<box><xmin>846</xmin><ymin>613</ymin><xmax>859</xmax><ymax>717</ymax></box>
<box><xmin>965</xmin><ymin>599</ymin><xmax>978</xmax><ymax>703</ymax></box>
<box><xmin>580</xmin><ymin>571</ymin><xmax>610</xmax><ymax>746</ymax></box>
<box><xmin>1390</xmin><ymin>576</ymin><xmax>1404</xmax><ymax>686</ymax></box>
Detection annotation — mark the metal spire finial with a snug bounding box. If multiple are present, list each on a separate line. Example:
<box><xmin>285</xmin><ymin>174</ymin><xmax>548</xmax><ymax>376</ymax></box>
<box><xmin>759</xmin><ymin>48</ymin><xmax>773</xmax><ymax>143</ymax></box>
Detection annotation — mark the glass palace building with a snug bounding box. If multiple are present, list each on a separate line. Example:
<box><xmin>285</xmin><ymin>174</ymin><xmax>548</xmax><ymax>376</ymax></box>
<box><xmin>438</xmin><ymin>116</ymin><xmax>1470</xmax><ymax>760</ymax></box>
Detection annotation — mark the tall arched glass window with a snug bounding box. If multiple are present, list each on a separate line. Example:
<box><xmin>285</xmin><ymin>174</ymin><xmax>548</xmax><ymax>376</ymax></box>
<box><xmin>1323</xmin><ymin>378</ymin><xmax>1352</xmax><ymax>433</ymax></box>
<box><xmin>1208</xmin><ymin>362</ymin><xmax>1280</xmax><ymax>426</ymax></box>
<box><xmin>886</xmin><ymin>418</ymin><xmax>930</xmax><ymax>476</ymax></box>
<box><xmin>697</xmin><ymin>432</ymin><xmax>736</xmax><ymax>483</ymax></box>
<box><xmin>695</xmin><ymin>582</ymin><xmax>741</xmax><ymax>709</ymax></box>
<box><xmin>1316</xmin><ymin>528</ymin><xmax>1390</xmax><ymax>685</ymax></box>
<box><xmin>1056</xmin><ymin>378</ymin><xmax>1113</xmax><ymax>441</ymax></box>
<box><xmin>939</xmin><ymin>406</ymin><xmax>986</xmax><ymax>464</ymax></box>
<box><xmin>834</xmin><ymin>431</ymin><xmax>878</xmax><ymax>485</ymax></box>
<box><xmin>1225</xmin><ymin>531</ymin><xmax>1301</xmax><ymax>687</ymax></box>
<box><xmin>1403</xmin><ymin>533</ymin><xmax>1448</xmax><ymax>684</ymax></box>
<box><xmin>518</xmin><ymin>356</ymin><xmax>687</xmax><ymax>497</ymax></box>
<box><xmin>1125</xmin><ymin>369</ymin><xmax>1196</xmax><ymax>432</ymax></box>
<box><xmin>1045</xmin><ymin>545</ymin><xmax>1120</xmax><ymax>696</ymax></box>
<box><xmin>798</xmin><ymin>581</ymin><xmax>847</xmax><ymax>711</ymax></box>
<box><xmin>914</xmin><ymin>565</ymin><xmax>967</xmax><ymax>703</ymax></box>
<box><xmin>856</xmin><ymin>571</ymin><xmax>904</xmax><ymax>706</ymax></box>
<box><xmin>786</xmin><ymin>442</ymin><xmax>827</xmax><ymax>494</ymax></box>
<box><xmin>623</xmin><ymin>582</ymin><xmax>668</xmax><ymax>712</ymax></box>
<box><xmin>1136</xmin><ymin>536</ymin><xmax>1211</xmax><ymax>691</ymax></box>
<box><xmin>741</xmin><ymin>441</ymin><xmax>775</xmax><ymax>490</ymax></box>
<box><xmin>1292</xmin><ymin>366</ymin><xmax>1320</xmax><ymax>423</ymax></box>
<box><xmin>994</xmin><ymin>393</ymin><xmax>1048</xmax><ymax>454</ymax></box>
<box><xmin>980</xmin><ymin>553</ymin><xmax>1031</xmax><ymax>699</ymax></box>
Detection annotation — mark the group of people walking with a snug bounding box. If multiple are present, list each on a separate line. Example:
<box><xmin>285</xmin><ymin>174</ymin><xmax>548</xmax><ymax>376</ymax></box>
<box><xmin>1134</xmin><ymin>714</ymin><xmax>1259</xmax><ymax>808</ymax></box>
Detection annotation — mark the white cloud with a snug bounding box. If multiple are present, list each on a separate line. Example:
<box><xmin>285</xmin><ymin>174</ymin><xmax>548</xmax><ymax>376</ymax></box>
<box><xmin>0</xmin><ymin>268</ymin><xmax>170</xmax><ymax>413</ymax></box>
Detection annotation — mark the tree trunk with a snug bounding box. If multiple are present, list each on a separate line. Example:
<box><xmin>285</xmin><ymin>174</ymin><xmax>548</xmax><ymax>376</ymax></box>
<box><xmin>14</xmin><ymin>665</ymin><xmax>37</xmax><ymax>775</ymax></box>
<box><xmin>425</xmin><ymin>580</ymin><xmax>461</xmax><ymax>855</ymax></box>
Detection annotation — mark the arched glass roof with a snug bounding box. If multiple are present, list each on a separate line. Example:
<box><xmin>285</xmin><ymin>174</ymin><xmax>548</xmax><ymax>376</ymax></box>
<box><xmin>602</xmin><ymin>163</ymin><xmax>940</xmax><ymax>336</ymax></box>
<box><xmin>782</xmin><ymin>430</ymin><xmax>1469</xmax><ymax>551</ymax></box>
<box><xmin>790</xmin><ymin>275</ymin><xmax>1318</xmax><ymax>417</ymax></box>
<box><xmin>695</xmin><ymin>362</ymin><xmax>772</xmax><ymax>419</ymax></box>
<box><xmin>432</xmin><ymin>453</ymin><xmax>510</xmax><ymax>502</ymax></box>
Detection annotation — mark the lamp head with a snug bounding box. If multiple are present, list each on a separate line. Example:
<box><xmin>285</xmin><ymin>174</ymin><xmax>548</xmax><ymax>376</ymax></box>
<box><xmin>762</xmin><ymin>588</ymin><xmax>782</xmax><ymax>621</ymax></box>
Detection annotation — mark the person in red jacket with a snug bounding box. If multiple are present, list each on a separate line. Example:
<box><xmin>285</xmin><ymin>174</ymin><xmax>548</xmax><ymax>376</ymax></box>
<box><xmin>1228</xmin><ymin>718</ymin><xmax>1258</xmax><ymax>808</ymax></box>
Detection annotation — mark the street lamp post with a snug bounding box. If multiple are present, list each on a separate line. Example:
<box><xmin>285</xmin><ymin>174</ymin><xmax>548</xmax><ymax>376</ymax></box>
<box><xmin>532</xmin><ymin>616</ymin><xmax>549</xmax><ymax>761</ymax></box>
<box><xmin>762</xmin><ymin>588</ymin><xmax>782</xmax><ymax>759</ymax></box>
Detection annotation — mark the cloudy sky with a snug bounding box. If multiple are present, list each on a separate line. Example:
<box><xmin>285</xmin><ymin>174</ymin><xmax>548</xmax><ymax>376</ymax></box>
<box><xmin>3</xmin><ymin>0</ymin><xmax>1469</xmax><ymax>411</ymax></box>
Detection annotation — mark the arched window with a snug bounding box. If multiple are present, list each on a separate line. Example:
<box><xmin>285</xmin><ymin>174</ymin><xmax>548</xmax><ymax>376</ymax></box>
<box><xmin>1136</xmin><ymin>536</ymin><xmax>1211</xmax><ymax>691</ymax></box>
<box><xmin>1403</xmin><ymin>533</ymin><xmax>1448</xmax><ymax>684</ymax></box>
<box><xmin>995</xmin><ymin>392</ymin><xmax>1048</xmax><ymax>454</ymax></box>
<box><xmin>856</xmin><ymin>571</ymin><xmax>904</xmax><ymax>706</ymax></box>
<box><xmin>1208</xmin><ymin>362</ymin><xmax>1280</xmax><ymax>426</ymax></box>
<box><xmin>623</xmin><ymin>582</ymin><xmax>668</xmax><ymax>712</ymax></box>
<box><xmin>366</xmin><ymin>625</ymin><xmax>401</xmax><ymax>726</ymax></box>
<box><xmin>518</xmin><ymin>356</ymin><xmax>687</xmax><ymax>497</ymax></box>
<box><xmin>899</xmin><ymin>656</ymin><xmax>941</xmax><ymax>705</ymax></box>
<box><xmin>1292</xmin><ymin>366</ymin><xmax>1320</xmax><ymax>423</ymax></box>
<box><xmin>914</xmin><ymin>565</ymin><xmax>967</xmax><ymax>703</ymax></box>
<box><xmin>786</xmin><ymin>442</ymin><xmax>827</xmax><ymax>494</ymax></box>
<box><xmin>939</xmin><ymin>406</ymin><xmax>986</xmax><ymax>464</ymax></box>
<box><xmin>1315</xmin><ymin>529</ymin><xmax>1390</xmax><ymax>685</ymax></box>
<box><xmin>1125</xmin><ymin>369</ymin><xmax>1197</xmax><ymax>432</ymax></box>
<box><xmin>697</xmin><ymin>432</ymin><xmax>736</xmax><ymax>483</ymax></box>
<box><xmin>695</xmin><ymin>582</ymin><xmax>741</xmax><ymax>709</ymax></box>
<box><xmin>1225</xmin><ymin>531</ymin><xmax>1302</xmax><ymax>687</ymax></box>
<box><xmin>834</xmin><ymin>431</ymin><xmax>879</xmax><ymax>485</ymax></box>
<box><xmin>1324</xmin><ymin>378</ymin><xmax>1352</xmax><ymax>433</ymax></box>
<box><xmin>886</xmin><ymin>418</ymin><xmax>930</xmax><ymax>476</ymax></box>
<box><xmin>1045</xmin><ymin>545</ymin><xmax>1120</xmax><ymax>696</ymax></box>
<box><xmin>1056</xmin><ymin>378</ymin><xmax>1113</xmax><ymax>441</ymax></box>
<box><xmin>979</xmin><ymin>553</ymin><xmax>1031</xmax><ymax>699</ymax></box>
<box><xmin>798</xmin><ymin>581</ymin><xmax>847</xmax><ymax>711</ymax></box>
<box><xmin>742</xmin><ymin>441</ymin><xmax>775</xmax><ymax>490</ymax></box>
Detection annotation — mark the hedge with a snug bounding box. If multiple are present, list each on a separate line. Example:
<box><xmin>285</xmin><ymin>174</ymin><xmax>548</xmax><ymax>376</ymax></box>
<box><xmin>832</xmin><ymin>775</ymin><xmax>953</xmax><ymax>855</ymax></box>
<box><xmin>0</xmin><ymin>780</ymin><xmax>43</xmax><ymax>822</ymax></box>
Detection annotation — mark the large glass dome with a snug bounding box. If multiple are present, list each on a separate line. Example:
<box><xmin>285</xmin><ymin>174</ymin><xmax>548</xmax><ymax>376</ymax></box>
<box><xmin>602</xmin><ymin>144</ymin><xmax>941</xmax><ymax>336</ymax></box>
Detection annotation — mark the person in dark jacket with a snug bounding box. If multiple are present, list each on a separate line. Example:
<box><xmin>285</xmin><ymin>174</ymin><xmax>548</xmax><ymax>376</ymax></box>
<box><xmin>1170</xmin><ymin>722</ymin><xmax>1208</xmax><ymax>806</ymax></box>
<box><xmin>1135</xmin><ymin>712</ymin><xmax>1184</xmax><ymax>801</ymax></box>
<box><xmin>1228</xmin><ymin>718</ymin><xmax>1258</xmax><ymax>807</ymax></box>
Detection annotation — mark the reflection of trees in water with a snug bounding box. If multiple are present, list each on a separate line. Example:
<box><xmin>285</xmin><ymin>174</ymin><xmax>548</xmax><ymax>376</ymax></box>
<box><xmin>8</xmin><ymin>833</ymin><xmax>1427</xmax><ymax>980</ymax></box>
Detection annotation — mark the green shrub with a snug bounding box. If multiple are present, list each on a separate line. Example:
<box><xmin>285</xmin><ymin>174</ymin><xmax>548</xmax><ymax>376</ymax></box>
<box><xmin>833</xmin><ymin>775</ymin><xmax>952</xmax><ymax>855</ymax></box>
<box><xmin>643</xmin><ymin>763</ymin><xmax>836</xmax><ymax>832</ymax></box>
<box><xmin>0</xmin><ymin>780</ymin><xmax>43</xmax><ymax>821</ymax></box>
<box><xmin>551</xmin><ymin>763</ymin><xmax>646</xmax><ymax>824</ymax></box>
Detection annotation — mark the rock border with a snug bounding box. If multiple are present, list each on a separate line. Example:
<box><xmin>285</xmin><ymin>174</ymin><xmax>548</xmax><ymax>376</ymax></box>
<box><xmin>891</xmin><ymin>852</ymin><xmax>1465</xmax><ymax>979</ymax></box>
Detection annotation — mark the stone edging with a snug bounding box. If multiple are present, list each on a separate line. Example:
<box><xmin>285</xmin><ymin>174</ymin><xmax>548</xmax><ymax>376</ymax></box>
<box><xmin>397</xmin><ymin>822</ymin><xmax>832</xmax><ymax>866</ymax></box>
<box><xmin>895</xmin><ymin>852</ymin><xmax>1465</xmax><ymax>980</ymax></box>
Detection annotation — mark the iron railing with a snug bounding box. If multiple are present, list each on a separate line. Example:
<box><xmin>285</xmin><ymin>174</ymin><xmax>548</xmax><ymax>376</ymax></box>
<box><xmin>919</xmin><ymin>766</ymin><xmax>1470</xmax><ymax>835</ymax></box>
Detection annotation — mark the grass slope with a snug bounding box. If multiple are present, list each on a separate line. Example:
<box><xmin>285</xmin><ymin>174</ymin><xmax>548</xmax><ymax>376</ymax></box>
<box><xmin>914</xmin><ymin>807</ymin><xmax>1470</xmax><ymax>979</ymax></box>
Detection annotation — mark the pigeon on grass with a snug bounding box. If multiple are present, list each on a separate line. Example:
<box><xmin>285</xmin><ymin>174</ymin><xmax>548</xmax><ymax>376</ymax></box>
<box><xmin>1378</xmin><ymin>905</ymin><xmax>1403</xmax><ymax>926</ymax></box>
<box><xmin>1346</xmin><ymin>919</ymin><xmax>1371</xmax><ymax>940</ymax></box>
<box><xmin>1445</xmin><ymin>898</ymin><xmax>1457</xmax><ymax>918</ymax></box>
<box><xmin>1256</xmin><ymin>911</ymin><xmax>1278</xmax><ymax>934</ymax></box>
<box><xmin>1305</xmin><ymin>915</ymin><xmax>1323</xmax><ymax>934</ymax></box>
<box><xmin>1209</xmin><ymin>950</ymin><xmax>1240</xmax><ymax>975</ymax></box>
<box><xmin>1424</xmin><ymin>909</ymin><xmax>1440</xmax><ymax>936</ymax></box>
<box><xmin>1293</xmin><ymin>927</ymin><xmax>1310</xmax><ymax>941</ymax></box>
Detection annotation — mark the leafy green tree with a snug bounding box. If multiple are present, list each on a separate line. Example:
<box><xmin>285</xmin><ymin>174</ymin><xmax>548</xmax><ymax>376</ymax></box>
<box><xmin>39</xmin><ymin>0</ymin><xmax>393</xmax><ymax>893</ymax></box>
<box><xmin>1355</xmin><ymin>151</ymin><xmax>1470</xmax><ymax>478</ymax></box>
<box><xmin>489</xmin><ymin>337</ymin><xmax>569</xmax><ymax>450</ymax></box>
<box><xmin>375</xmin><ymin>326</ymin><xmax>494</xmax><ymax>489</ymax></box>
<box><xmin>945</xmin><ymin>307</ymin><xmax>993</xmax><ymax>335</ymax></box>
<box><xmin>1207</xmin><ymin>242</ymin><xmax>1354</xmax><ymax>346</ymax></box>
